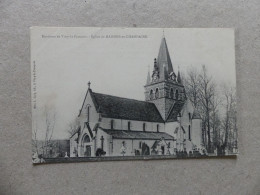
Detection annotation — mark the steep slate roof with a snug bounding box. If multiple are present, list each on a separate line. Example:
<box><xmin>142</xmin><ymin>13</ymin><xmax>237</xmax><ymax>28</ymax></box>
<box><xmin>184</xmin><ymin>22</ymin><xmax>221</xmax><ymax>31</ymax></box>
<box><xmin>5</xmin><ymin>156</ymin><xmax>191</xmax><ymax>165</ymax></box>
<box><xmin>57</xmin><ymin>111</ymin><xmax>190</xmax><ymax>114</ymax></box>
<box><xmin>101</xmin><ymin>128</ymin><xmax>174</xmax><ymax>140</ymax></box>
<box><xmin>70</xmin><ymin>127</ymin><xmax>81</xmax><ymax>138</ymax></box>
<box><xmin>157</xmin><ymin>37</ymin><xmax>174</xmax><ymax>80</ymax></box>
<box><xmin>91</xmin><ymin>91</ymin><xmax>164</xmax><ymax>122</ymax></box>
<box><xmin>166</xmin><ymin>101</ymin><xmax>185</xmax><ymax>122</ymax></box>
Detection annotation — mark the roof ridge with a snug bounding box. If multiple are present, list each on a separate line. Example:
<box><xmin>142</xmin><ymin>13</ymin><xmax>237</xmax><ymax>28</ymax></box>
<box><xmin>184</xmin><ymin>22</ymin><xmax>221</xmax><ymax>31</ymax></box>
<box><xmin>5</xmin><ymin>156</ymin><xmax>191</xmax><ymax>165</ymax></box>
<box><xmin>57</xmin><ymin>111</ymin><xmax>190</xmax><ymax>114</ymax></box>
<box><xmin>100</xmin><ymin>128</ymin><xmax>175</xmax><ymax>140</ymax></box>
<box><xmin>92</xmin><ymin>91</ymin><xmax>155</xmax><ymax>105</ymax></box>
<box><xmin>101</xmin><ymin>128</ymin><xmax>166</xmax><ymax>133</ymax></box>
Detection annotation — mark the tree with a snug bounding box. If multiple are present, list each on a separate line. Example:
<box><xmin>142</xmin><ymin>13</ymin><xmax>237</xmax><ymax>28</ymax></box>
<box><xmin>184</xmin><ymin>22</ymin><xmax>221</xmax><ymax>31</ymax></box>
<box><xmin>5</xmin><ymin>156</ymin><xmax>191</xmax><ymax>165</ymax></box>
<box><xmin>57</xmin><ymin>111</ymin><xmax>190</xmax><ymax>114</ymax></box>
<box><xmin>184</xmin><ymin>66</ymin><xmax>201</xmax><ymax>109</ymax></box>
<box><xmin>184</xmin><ymin>65</ymin><xmax>237</xmax><ymax>155</ymax></box>
<box><xmin>198</xmin><ymin>65</ymin><xmax>216</xmax><ymax>153</ymax></box>
<box><xmin>67</xmin><ymin>118</ymin><xmax>80</xmax><ymax>137</ymax></box>
<box><xmin>42</xmin><ymin>106</ymin><xmax>56</xmax><ymax>157</ymax></box>
<box><xmin>184</xmin><ymin>65</ymin><xmax>220</xmax><ymax>152</ymax></box>
<box><xmin>215</xmin><ymin>85</ymin><xmax>237</xmax><ymax>155</ymax></box>
<box><xmin>210</xmin><ymin>92</ymin><xmax>222</xmax><ymax>151</ymax></box>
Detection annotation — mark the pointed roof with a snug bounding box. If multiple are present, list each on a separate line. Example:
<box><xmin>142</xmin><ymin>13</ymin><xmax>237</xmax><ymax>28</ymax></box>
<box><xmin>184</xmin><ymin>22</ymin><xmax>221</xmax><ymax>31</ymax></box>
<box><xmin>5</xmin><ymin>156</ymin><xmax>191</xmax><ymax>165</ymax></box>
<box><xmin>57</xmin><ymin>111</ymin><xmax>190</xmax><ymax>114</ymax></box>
<box><xmin>92</xmin><ymin>92</ymin><xmax>164</xmax><ymax>122</ymax></box>
<box><xmin>79</xmin><ymin>88</ymin><xmax>164</xmax><ymax>123</ymax></box>
<box><xmin>157</xmin><ymin>37</ymin><xmax>174</xmax><ymax>80</ymax></box>
<box><xmin>163</xmin><ymin>64</ymin><xmax>168</xmax><ymax>80</ymax></box>
<box><xmin>146</xmin><ymin>69</ymin><xmax>151</xmax><ymax>85</ymax></box>
<box><xmin>166</xmin><ymin>101</ymin><xmax>185</xmax><ymax>122</ymax></box>
<box><xmin>177</xmin><ymin>70</ymin><xmax>182</xmax><ymax>83</ymax></box>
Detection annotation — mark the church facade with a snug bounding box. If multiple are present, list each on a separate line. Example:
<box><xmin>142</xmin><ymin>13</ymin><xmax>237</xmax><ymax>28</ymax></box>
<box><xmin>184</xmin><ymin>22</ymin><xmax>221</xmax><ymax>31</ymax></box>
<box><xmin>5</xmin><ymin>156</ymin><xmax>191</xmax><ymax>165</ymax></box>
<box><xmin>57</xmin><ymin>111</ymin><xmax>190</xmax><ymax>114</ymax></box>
<box><xmin>70</xmin><ymin>36</ymin><xmax>203</xmax><ymax>158</ymax></box>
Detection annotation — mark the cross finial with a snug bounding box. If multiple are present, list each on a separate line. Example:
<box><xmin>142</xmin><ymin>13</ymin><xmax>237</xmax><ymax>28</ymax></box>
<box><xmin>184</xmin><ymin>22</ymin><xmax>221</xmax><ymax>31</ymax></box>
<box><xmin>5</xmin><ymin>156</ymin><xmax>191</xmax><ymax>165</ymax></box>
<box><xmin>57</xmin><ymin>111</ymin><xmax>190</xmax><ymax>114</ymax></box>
<box><xmin>88</xmin><ymin>81</ymin><xmax>91</xmax><ymax>89</ymax></box>
<box><xmin>163</xmin><ymin>29</ymin><xmax>165</xmax><ymax>38</ymax></box>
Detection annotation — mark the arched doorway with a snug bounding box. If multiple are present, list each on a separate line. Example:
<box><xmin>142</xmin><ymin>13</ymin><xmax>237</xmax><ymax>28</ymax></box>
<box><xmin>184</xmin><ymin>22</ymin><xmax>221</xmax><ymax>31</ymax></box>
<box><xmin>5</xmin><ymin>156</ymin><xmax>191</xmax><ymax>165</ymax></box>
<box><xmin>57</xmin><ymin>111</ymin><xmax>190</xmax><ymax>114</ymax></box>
<box><xmin>82</xmin><ymin>134</ymin><xmax>91</xmax><ymax>157</ymax></box>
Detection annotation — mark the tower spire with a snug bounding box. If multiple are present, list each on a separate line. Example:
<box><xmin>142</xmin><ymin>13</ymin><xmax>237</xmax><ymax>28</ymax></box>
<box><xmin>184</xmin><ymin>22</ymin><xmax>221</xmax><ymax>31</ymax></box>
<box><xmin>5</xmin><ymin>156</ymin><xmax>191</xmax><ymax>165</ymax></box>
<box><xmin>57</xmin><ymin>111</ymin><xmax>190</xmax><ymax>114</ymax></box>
<box><xmin>177</xmin><ymin>67</ymin><xmax>182</xmax><ymax>83</ymax></box>
<box><xmin>146</xmin><ymin>65</ymin><xmax>151</xmax><ymax>85</ymax></box>
<box><xmin>162</xmin><ymin>64</ymin><xmax>168</xmax><ymax>81</ymax></box>
<box><xmin>157</xmin><ymin>36</ymin><xmax>174</xmax><ymax>81</ymax></box>
<box><xmin>144</xmin><ymin>35</ymin><xmax>185</xmax><ymax>120</ymax></box>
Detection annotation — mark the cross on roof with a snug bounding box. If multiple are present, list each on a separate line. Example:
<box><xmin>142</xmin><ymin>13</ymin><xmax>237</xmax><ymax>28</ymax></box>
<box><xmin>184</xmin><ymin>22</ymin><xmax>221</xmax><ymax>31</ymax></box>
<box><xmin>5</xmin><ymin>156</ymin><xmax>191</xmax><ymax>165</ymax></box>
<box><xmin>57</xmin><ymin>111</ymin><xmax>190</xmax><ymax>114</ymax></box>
<box><xmin>88</xmin><ymin>81</ymin><xmax>91</xmax><ymax>89</ymax></box>
<box><xmin>163</xmin><ymin>29</ymin><xmax>165</xmax><ymax>37</ymax></box>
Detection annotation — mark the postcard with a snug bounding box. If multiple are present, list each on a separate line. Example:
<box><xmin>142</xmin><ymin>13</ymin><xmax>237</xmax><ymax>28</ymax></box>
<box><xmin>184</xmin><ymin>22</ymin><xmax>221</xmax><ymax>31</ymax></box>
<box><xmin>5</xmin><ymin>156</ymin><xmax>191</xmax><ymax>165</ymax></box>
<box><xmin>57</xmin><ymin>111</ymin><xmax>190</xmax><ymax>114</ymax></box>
<box><xmin>31</xmin><ymin>27</ymin><xmax>237</xmax><ymax>164</ymax></box>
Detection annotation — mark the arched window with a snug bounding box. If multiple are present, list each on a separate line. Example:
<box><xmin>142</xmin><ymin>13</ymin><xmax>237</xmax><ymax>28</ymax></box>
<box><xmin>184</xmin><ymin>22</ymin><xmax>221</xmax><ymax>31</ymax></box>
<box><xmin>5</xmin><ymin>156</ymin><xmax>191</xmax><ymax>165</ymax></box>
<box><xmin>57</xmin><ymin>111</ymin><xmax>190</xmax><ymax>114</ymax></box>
<box><xmin>188</xmin><ymin>125</ymin><xmax>191</xmax><ymax>140</ymax></box>
<box><xmin>150</xmin><ymin>89</ymin><xmax>154</xmax><ymax>100</ymax></box>
<box><xmin>175</xmin><ymin>89</ymin><xmax>179</xmax><ymax>100</ymax></box>
<box><xmin>111</xmin><ymin>120</ymin><xmax>114</xmax><ymax>129</ymax></box>
<box><xmin>128</xmin><ymin>121</ymin><xmax>131</xmax><ymax>130</ymax></box>
<box><xmin>83</xmin><ymin>134</ymin><xmax>90</xmax><ymax>143</ymax></box>
<box><xmin>170</xmin><ymin>88</ymin><xmax>174</xmax><ymax>98</ymax></box>
<box><xmin>87</xmin><ymin>106</ymin><xmax>90</xmax><ymax>122</ymax></box>
<box><xmin>188</xmin><ymin>113</ymin><xmax>191</xmax><ymax>121</ymax></box>
<box><xmin>155</xmin><ymin>88</ymin><xmax>159</xmax><ymax>99</ymax></box>
<box><xmin>139</xmin><ymin>141</ymin><xmax>142</xmax><ymax>149</ymax></box>
<box><xmin>143</xmin><ymin>123</ymin><xmax>146</xmax><ymax>131</ymax></box>
<box><xmin>157</xmin><ymin>124</ymin><xmax>159</xmax><ymax>132</ymax></box>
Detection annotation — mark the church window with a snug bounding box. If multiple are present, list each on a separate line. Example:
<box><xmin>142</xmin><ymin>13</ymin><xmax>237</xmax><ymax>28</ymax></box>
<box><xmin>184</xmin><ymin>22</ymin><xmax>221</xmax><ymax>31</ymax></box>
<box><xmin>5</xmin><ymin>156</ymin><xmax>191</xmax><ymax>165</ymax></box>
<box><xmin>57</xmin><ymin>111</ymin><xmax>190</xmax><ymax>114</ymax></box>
<box><xmin>128</xmin><ymin>121</ymin><xmax>131</xmax><ymax>130</ymax></box>
<box><xmin>111</xmin><ymin>120</ymin><xmax>114</xmax><ymax>129</ymax></box>
<box><xmin>139</xmin><ymin>141</ymin><xmax>142</xmax><ymax>149</ymax></box>
<box><xmin>175</xmin><ymin>89</ymin><xmax>179</xmax><ymax>100</ymax></box>
<box><xmin>155</xmin><ymin>88</ymin><xmax>159</xmax><ymax>99</ymax></box>
<box><xmin>143</xmin><ymin>123</ymin><xmax>146</xmax><ymax>131</ymax></box>
<box><xmin>170</xmin><ymin>88</ymin><xmax>174</xmax><ymax>98</ymax></box>
<box><xmin>87</xmin><ymin>106</ymin><xmax>90</xmax><ymax>122</ymax></box>
<box><xmin>188</xmin><ymin>113</ymin><xmax>191</xmax><ymax>121</ymax></box>
<box><xmin>188</xmin><ymin>125</ymin><xmax>191</xmax><ymax>140</ymax></box>
<box><xmin>150</xmin><ymin>89</ymin><xmax>154</xmax><ymax>100</ymax></box>
<box><xmin>157</xmin><ymin>124</ymin><xmax>160</xmax><ymax>132</ymax></box>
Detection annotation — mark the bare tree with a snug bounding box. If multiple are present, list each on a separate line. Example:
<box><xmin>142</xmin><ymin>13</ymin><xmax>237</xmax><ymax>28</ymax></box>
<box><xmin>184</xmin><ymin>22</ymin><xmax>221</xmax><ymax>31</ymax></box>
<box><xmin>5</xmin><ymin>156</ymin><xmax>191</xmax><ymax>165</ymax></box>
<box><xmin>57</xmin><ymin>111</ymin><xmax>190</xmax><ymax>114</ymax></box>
<box><xmin>210</xmin><ymin>91</ymin><xmax>222</xmax><ymax>151</ymax></box>
<box><xmin>198</xmin><ymin>65</ymin><xmax>216</xmax><ymax>152</ymax></box>
<box><xmin>184</xmin><ymin>65</ymin><xmax>237</xmax><ymax>155</ymax></box>
<box><xmin>184</xmin><ymin>66</ymin><xmax>201</xmax><ymax>108</ymax></box>
<box><xmin>67</xmin><ymin>118</ymin><xmax>80</xmax><ymax>137</ymax></box>
<box><xmin>216</xmin><ymin>85</ymin><xmax>237</xmax><ymax>155</ymax></box>
<box><xmin>183</xmin><ymin>65</ymin><xmax>217</xmax><ymax>150</ymax></box>
<box><xmin>42</xmin><ymin>106</ymin><xmax>56</xmax><ymax>157</ymax></box>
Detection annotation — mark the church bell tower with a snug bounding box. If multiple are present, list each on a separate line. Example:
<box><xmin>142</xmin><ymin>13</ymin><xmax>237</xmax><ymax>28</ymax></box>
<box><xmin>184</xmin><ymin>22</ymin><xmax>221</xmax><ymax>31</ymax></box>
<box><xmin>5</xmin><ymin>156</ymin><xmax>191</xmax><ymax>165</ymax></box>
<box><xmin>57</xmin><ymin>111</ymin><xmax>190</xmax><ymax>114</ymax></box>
<box><xmin>144</xmin><ymin>35</ymin><xmax>186</xmax><ymax>120</ymax></box>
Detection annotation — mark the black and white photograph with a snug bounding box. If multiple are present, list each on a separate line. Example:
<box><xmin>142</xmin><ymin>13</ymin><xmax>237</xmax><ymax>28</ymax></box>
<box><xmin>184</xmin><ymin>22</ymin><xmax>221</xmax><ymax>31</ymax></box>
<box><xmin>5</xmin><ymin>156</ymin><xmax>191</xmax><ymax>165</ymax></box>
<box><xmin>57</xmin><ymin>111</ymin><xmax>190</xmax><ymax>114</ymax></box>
<box><xmin>31</xmin><ymin>27</ymin><xmax>237</xmax><ymax>164</ymax></box>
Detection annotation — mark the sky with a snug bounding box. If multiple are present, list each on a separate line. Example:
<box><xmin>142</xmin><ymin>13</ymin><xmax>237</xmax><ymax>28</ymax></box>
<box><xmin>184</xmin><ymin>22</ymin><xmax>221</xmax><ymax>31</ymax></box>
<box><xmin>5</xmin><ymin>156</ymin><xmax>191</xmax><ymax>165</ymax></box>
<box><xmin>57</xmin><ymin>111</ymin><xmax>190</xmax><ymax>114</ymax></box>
<box><xmin>31</xmin><ymin>27</ymin><xmax>236</xmax><ymax>140</ymax></box>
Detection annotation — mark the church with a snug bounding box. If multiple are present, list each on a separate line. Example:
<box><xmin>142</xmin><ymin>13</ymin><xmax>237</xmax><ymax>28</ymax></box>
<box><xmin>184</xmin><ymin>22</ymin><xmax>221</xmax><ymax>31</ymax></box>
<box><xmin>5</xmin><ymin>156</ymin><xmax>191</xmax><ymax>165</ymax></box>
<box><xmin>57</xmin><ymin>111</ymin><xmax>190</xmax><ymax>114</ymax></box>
<box><xmin>70</xmin><ymin>36</ymin><xmax>203</xmax><ymax>158</ymax></box>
